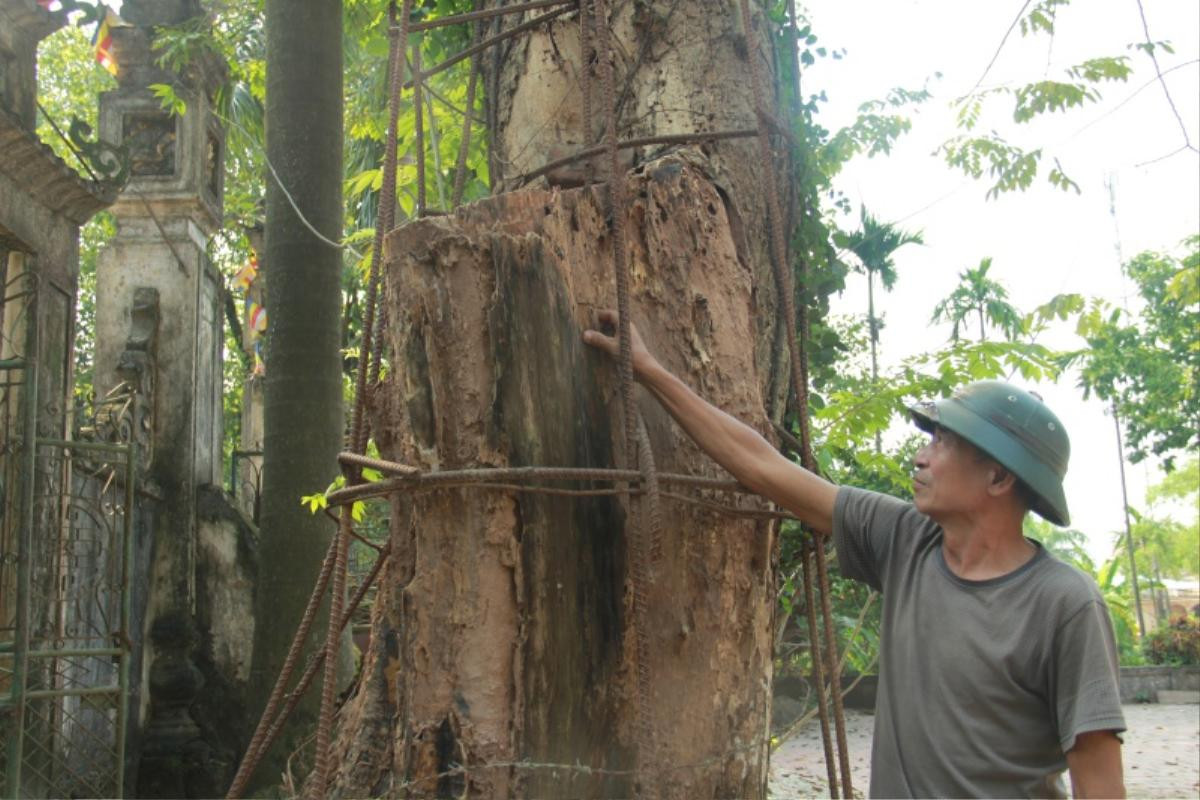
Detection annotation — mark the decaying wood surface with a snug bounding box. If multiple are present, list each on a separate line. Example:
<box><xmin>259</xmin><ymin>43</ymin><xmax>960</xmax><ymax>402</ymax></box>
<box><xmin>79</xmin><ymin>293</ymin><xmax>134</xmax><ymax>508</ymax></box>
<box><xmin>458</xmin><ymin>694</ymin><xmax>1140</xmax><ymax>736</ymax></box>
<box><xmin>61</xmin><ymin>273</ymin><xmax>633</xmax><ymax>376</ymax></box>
<box><xmin>328</xmin><ymin>155</ymin><xmax>777</xmax><ymax>798</ymax></box>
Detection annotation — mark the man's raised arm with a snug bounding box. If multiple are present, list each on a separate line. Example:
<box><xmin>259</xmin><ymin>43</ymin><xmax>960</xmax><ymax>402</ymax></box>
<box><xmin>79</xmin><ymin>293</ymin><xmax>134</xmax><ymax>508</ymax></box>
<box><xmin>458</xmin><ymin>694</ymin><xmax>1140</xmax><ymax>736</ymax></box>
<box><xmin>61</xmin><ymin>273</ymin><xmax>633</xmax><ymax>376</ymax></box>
<box><xmin>583</xmin><ymin>310</ymin><xmax>838</xmax><ymax>533</ymax></box>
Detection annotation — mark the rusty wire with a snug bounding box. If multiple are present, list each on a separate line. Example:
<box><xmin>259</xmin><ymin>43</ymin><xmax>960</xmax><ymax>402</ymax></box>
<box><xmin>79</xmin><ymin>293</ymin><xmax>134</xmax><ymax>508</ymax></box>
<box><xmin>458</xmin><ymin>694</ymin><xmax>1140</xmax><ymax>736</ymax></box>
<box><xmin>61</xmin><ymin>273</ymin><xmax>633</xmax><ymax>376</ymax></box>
<box><xmin>451</xmin><ymin>17</ymin><xmax>484</xmax><ymax>207</ymax></box>
<box><xmin>311</xmin><ymin>2</ymin><xmax>413</xmax><ymax>798</ymax></box>
<box><xmin>517</xmin><ymin>129</ymin><xmax>758</xmax><ymax>186</ymax></box>
<box><xmin>735</xmin><ymin>0</ymin><xmax>851</xmax><ymax>795</ymax></box>
<box><xmin>594</xmin><ymin>0</ymin><xmax>659</xmax><ymax>793</ymax></box>
<box><xmin>414</xmin><ymin>44</ymin><xmax>427</xmax><ymax>216</ymax></box>
<box><xmin>578</xmin><ymin>0</ymin><xmax>595</xmax><ymax>184</ymax></box>
<box><xmin>404</xmin><ymin>0</ymin><xmax>574</xmax><ymax>33</ymax></box>
<box><xmin>402</xmin><ymin>4</ymin><xmax>575</xmax><ymax>91</ymax></box>
<box><xmin>801</xmin><ymin>537</ymin><xmax>839</xmax><ymax>796</ymax></box>
<box><xmin>233</xmin><ymin>544</ymin><xmax>392</xmax><ymax>799</ymax></box>
<box><xmin>225</xmin><ymin>534</ymin><xmax>340</xmax><ymax>799</ymax></box>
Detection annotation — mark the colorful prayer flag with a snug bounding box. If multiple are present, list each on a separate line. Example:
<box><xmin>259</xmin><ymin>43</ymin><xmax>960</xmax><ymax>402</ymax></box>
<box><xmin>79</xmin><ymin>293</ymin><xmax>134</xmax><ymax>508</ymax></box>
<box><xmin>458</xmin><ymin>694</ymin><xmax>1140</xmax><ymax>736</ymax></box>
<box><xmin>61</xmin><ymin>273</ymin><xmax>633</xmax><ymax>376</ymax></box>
<box><xmin>93</xmin><ymin>8</ymin><xmax>118</xmax><ymax>77</ymax></box>
<box><xmin>233</xmin><ymin>256</ymin><xmax>258</xmax><ymax>291</ymax></box>
<box><xmin>247</xmin><ymin>302</ymin><xmax>268</xmax><ymax>338</ymax></box>
<box><xmin>252</xmin><ymin>342</ymin><xmax>266</xmax><ymax>377</ymax></box>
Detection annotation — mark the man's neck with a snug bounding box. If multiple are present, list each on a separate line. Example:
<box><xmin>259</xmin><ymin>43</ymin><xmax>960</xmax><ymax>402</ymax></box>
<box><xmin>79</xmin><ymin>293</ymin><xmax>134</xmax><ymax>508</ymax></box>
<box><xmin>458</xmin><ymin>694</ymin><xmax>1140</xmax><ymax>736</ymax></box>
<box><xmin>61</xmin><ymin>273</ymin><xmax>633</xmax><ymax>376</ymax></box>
<box><xmin>940</xmin><ymin>515</ymin><xmax>1036</xmax><ymax>581</ymax></box>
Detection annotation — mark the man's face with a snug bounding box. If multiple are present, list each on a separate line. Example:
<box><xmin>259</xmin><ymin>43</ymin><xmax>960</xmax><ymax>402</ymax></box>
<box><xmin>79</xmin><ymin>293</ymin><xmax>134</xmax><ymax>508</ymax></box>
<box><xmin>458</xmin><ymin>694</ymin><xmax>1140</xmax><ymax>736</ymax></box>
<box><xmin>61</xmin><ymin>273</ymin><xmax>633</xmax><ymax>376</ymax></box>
<box><xmin>912</xmin><ymin>425</ymin><xmax>994</xmax><ymax>522</ymax></box>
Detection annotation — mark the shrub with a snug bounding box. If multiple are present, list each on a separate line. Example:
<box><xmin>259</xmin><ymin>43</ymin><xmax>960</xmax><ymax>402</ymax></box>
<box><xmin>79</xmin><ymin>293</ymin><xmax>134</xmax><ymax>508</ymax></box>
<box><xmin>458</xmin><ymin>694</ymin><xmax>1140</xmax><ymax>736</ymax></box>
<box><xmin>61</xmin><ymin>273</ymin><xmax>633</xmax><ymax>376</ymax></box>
<box><xmin>1142</xmin><ymin>615</ymin><xmax>1200</xmax><ymax>666</ymax></box>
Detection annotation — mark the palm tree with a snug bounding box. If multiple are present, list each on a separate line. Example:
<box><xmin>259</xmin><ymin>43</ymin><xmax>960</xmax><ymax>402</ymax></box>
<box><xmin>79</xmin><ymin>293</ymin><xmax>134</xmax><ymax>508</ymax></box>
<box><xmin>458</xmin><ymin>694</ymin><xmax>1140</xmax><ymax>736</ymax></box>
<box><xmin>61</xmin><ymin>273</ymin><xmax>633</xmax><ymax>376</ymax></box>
<box><xmin>842</xmin><ymin>208</ymin><xmax>923</xmax><ymax>451</ymax></box>
<box><xmin>249</xmin><ymin>0</ymin><xmax>345</xmax><ymax>788</ymax></box>
<box><xmin>930</xmin><ymin>257</ymin><xmax>1023</xmax><ymax>341</ymax></box>
<box><xmin>843</xmin><ymin>208</ymin><xmax>924</xmax><ymax>383</ymax></box>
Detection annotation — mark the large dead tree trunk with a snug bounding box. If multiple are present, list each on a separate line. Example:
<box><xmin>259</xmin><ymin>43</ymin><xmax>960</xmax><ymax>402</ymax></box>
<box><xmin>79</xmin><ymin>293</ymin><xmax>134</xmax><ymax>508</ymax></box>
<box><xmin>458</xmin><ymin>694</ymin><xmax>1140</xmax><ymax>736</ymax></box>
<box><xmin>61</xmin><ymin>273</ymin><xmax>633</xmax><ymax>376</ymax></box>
<box><xmin>330</xmin><ymin>3</ymin><xmax>789</xmax><ymax>798</ymax></box>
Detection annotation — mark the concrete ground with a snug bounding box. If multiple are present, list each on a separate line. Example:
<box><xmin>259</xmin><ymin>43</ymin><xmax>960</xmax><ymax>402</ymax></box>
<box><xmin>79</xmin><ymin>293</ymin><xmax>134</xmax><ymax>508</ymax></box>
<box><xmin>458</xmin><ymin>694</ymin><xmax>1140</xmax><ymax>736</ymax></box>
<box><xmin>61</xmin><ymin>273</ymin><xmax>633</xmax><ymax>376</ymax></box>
<box><xmin>769</xmin><ymin>703</ymin><xmax>1200</xmax><ymax>798</ymax></box>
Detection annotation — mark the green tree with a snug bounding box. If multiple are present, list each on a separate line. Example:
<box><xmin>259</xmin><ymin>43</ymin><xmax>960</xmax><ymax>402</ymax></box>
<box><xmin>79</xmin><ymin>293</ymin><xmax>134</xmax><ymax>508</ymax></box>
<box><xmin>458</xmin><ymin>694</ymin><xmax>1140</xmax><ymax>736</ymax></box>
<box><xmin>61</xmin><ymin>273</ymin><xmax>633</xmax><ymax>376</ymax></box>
<box><xmin>247</xmin><ymin>0</ymin><xmax>346</xmax><ymax>786</ymax></box>
<box><xmin>1074</xmin><ymin>236</ymin><xmax>1200</xmax><ymax>467</ymax></box>
<box><xmin>931</xmin><ymin>256</ymin><xmax>1023</xmax><ymax>342</ymax></box>
<box><xmin>1024</xmin><ymin>517</ymin><xmax>1096</xmax><ymax>574</ymax></box>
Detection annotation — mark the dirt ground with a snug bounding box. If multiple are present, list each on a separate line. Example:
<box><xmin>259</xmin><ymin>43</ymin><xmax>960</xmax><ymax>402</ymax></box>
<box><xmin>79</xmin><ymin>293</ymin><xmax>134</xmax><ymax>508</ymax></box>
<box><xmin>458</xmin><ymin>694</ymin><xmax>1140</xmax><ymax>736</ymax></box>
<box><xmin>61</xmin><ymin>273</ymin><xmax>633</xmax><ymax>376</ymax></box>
<box><xmin>769</xmin><ymin>703</ymin><xmax>1200</xmax><ymax>798</ymax></box>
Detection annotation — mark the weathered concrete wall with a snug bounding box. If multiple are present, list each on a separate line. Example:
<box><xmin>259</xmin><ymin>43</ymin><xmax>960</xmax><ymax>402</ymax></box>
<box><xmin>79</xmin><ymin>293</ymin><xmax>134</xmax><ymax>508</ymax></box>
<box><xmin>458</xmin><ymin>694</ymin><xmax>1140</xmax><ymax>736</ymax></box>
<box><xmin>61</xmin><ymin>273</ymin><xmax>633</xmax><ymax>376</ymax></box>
<box><xmin>1119</xmin><ymin>666</ymin><xmax>1200</xmax><ymax>703</ymax></box>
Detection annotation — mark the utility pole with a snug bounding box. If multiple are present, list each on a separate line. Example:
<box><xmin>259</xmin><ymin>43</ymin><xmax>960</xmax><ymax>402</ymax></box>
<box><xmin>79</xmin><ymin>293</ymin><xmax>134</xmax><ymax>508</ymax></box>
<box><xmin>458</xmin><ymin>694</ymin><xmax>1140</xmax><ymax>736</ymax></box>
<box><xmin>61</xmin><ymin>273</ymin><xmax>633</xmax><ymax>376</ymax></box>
<box><xmin>1105</xmin><ymin>175</ymin><xmax>1146</xmax><ymax>639</ymax></box>
<box><xmin>1111</xmin><ymin>402</ymin><xmax>1146</xmax><ymax>637</ymax></box>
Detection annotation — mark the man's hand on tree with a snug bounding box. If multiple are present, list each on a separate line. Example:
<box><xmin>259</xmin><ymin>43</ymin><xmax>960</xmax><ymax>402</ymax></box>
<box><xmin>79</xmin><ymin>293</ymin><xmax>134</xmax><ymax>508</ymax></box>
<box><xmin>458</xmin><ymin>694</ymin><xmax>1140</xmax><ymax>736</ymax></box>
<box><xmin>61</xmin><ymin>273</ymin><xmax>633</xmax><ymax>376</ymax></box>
<box><xmin>582</xmin><ymin>309</ymin><xmax>658</xmax><ymax>378</ymax></box>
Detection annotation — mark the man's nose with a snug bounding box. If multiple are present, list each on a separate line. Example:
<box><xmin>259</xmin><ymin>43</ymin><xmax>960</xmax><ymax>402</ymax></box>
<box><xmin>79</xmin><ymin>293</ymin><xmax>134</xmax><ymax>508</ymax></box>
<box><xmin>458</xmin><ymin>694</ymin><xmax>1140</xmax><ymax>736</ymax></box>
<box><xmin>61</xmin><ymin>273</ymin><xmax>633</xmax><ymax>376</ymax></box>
<box><xmin>914</xmin><ymin>445</ymin><xmax>930</xmax><ymax>469</ymax></box>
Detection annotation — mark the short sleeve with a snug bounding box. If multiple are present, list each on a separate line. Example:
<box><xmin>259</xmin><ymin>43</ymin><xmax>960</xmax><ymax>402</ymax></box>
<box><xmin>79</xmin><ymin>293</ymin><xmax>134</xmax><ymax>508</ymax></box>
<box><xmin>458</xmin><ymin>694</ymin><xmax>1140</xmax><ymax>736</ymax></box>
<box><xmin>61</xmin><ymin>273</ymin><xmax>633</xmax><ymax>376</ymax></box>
<box><xmin>1051</xmin><ymin>599</ymin><xmax>1126</xmax><ymax>753</ymax></box>
<box><xmin>832</xmin><ymin>487</ymin><xmax>910</xmax><ymax>592</ymax></box>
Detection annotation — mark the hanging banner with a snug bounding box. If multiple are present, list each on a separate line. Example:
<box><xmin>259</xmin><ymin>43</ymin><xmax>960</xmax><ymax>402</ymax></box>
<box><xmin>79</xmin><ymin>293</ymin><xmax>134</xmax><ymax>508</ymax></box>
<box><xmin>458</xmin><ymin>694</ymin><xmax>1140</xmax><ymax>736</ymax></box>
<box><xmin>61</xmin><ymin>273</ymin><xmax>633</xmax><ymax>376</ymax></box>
<box><xmin>233</xmin><ymin>256</ymin><xmax>258</xmax><ymax>291</ymax></box>
<box><xmin>246</xmin><ymin>301</ymin><xmax>268</xmax><ymax>338</ymax></box>
<box><xmin>93</xmin><ymin>8</ymin><xmax>119</xmax><ymax>76</ymax></box>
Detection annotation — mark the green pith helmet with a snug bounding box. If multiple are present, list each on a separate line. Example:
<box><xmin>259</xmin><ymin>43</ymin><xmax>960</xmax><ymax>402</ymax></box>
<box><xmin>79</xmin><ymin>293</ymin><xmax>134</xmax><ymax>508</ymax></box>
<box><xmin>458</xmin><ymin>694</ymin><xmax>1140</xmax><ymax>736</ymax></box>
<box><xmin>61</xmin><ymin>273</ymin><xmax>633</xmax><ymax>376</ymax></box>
<box><xmin>909</xmin><ymin>380</ymin><xmax>1071</xmax><ymax>526</ymax></box>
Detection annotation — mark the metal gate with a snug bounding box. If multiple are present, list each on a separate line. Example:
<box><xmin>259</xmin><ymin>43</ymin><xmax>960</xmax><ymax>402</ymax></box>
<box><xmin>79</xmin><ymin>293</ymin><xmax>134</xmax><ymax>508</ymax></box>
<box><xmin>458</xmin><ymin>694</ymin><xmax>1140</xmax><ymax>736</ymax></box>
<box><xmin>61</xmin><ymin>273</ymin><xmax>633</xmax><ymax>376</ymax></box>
<box><xmin>0</xmin><ymin>267</ymin><xmax>134</xmax><ymax>799</ymax></box>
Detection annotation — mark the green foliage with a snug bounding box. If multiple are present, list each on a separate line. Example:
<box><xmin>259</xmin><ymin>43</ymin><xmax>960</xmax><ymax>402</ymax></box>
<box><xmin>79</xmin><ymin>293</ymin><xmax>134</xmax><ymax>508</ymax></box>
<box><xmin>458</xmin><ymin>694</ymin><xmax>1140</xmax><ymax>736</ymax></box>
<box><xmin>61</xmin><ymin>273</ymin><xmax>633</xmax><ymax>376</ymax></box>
<box><xmin>1094</xmin><ymin>557</ymin><xmax>1145</xmax><ymax>665</ymax></box>
<box><xmin>1142</xmin><ymin>615</ymin><xmax>1200</xmax><ymax>666</ymax></box>
<box><xmin>35</xmin><ymin>22</ymin><xmax>116</xmax><ymax>171</ymax></box>
<box><xmin>1070</xmin><ymin>236</ymin><xmax>1200</xmax><ymax>467</ymax></box>
<box><xmin>1025</xmin><ymin>517</ymin><xmax>1095</xmax><ymax>574</ymax></box>
<box><xmin>940</xmin><ymin>0</ymin><xmax>1138</xmax><ymax>198</ymax></box>
<box><xmin>149</xmin><ymin>83</ymin><xmax>188</xmax><ymax>116</ymax></box>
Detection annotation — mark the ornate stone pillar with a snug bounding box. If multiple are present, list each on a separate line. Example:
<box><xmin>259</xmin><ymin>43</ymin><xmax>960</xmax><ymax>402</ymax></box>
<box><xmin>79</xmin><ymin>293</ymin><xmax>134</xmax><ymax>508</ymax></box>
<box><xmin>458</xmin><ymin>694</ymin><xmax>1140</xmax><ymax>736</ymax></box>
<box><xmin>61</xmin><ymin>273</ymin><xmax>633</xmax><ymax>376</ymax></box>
<box><xmin>91</xmin><ymin>3</ymin><xmax>229</xmax><ymax>794</ymax></box>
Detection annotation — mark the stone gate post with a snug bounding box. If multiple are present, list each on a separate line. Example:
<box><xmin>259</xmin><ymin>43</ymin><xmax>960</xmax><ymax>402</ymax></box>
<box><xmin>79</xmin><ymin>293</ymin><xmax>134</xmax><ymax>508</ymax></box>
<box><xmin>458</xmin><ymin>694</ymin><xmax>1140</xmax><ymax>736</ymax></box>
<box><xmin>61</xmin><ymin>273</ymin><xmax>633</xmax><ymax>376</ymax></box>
<box><xmin>91</xmin><ymin>2</ymin><xmax>243</xmax><ymax>794</ymax></box>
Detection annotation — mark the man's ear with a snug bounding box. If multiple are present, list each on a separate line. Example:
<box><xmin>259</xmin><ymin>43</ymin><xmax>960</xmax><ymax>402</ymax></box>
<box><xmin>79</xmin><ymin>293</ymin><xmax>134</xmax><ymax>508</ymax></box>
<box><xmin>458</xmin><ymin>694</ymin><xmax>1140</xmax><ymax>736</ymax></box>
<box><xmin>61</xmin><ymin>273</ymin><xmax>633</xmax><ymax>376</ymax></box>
<box><xmin>987</xmin><ymin>464</ymin><xmax>1017</xmax><ymax>497</ymax></box>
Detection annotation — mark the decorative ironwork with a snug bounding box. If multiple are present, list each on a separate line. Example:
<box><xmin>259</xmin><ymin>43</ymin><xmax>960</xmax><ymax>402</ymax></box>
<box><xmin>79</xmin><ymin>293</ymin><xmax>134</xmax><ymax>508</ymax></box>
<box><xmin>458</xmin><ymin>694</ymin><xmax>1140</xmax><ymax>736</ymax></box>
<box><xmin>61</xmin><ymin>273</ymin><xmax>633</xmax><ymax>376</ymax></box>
<box><xmin>67</xmin><ymin>118</ymin><xmax>131</xmax><ymax>187</ymax></box>
<box><xmin>1</xmin><ymin>270</ymin><xmax>135</xmax><ymax>800</ymax></box>
<box><xmin>49</xmin><ymin>0</ymin><xmax>106</xmax><ymax>26</ymax></box>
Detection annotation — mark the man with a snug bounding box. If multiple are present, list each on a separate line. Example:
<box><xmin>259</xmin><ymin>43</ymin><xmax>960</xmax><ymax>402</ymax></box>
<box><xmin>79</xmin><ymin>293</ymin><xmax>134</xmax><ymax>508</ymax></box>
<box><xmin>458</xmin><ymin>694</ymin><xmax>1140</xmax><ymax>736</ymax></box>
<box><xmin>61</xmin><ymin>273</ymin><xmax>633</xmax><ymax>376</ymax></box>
<box><xmin>583</xmin><ymin>310</ymin><xmax>1126</xmax><ymax>799</ymax></box>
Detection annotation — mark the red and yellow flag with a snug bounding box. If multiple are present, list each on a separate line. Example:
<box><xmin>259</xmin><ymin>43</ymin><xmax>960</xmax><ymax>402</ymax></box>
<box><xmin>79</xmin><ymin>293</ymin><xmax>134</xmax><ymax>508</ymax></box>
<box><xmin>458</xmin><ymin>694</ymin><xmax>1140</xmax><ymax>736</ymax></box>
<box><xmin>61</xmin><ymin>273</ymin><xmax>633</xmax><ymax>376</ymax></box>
<box><xmin>93</xmin><ymin>9</ymin><xmax>118</xmax><ymax>77</ymax></box>
<box><xmin>233</xmin><ymin>256</ymin><xmax>259</xmax><ymax>291</ymax></box>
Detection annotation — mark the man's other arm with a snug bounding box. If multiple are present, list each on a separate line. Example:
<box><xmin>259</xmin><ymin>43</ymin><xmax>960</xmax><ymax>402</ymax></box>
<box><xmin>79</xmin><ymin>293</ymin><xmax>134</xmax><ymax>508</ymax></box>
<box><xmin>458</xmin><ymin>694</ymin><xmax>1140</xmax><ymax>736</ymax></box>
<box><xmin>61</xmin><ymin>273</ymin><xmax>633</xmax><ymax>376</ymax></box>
<box><xmin>1066</xmin><ymin>730</ymin><xmax>1124</xmax><ymax>799</ymax></box>
<box><xmin>583</xmin><ymin>310</ymin><xmax>838</xmax><ymax>533</ymax></box>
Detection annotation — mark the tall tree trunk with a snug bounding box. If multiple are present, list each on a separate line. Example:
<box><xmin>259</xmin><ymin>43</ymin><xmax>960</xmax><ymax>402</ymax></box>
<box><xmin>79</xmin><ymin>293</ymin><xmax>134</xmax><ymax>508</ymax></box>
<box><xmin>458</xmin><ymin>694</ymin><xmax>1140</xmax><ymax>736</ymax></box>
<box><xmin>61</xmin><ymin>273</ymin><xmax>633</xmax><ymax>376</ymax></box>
<box><xmin>247</xmin><ymin>0</ymin><xmax>346</xmax><ymax>788</ymax></box>
<box><xmin>330</xmin><ymin>3</ymin><xmax>791</xmax><ymax>797</ymax></box>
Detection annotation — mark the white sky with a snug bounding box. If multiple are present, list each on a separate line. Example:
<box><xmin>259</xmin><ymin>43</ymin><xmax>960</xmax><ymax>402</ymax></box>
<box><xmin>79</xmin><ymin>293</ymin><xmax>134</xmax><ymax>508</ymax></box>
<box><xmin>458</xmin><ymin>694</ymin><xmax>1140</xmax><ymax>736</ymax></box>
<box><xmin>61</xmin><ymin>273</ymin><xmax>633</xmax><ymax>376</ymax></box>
<box><xmin>803</xmin><ymin>0</ymin><xmax>1199</xmax><ymax>565</ymax></box>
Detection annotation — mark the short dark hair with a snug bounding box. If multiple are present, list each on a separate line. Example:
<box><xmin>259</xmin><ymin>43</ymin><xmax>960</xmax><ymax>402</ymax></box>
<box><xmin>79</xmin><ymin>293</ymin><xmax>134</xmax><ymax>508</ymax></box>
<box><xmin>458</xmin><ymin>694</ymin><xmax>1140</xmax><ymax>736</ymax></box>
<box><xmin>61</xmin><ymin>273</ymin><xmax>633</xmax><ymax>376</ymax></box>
<box><xmin>1014</xmin><ymin>478</ymin><xmax>1040</xmax><ymax>515</ymax></box>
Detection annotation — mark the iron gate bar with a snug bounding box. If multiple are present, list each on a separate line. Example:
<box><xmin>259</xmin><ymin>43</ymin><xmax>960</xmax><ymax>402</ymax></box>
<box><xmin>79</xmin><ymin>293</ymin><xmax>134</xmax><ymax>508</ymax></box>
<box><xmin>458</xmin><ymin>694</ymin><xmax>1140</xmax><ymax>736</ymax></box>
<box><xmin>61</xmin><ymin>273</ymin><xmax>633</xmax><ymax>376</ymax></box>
<box><xmin>5</xmin><ymin>272</ymin><xmax>38</xmax><ymax>800</ymax></box>
<box><xmin>25</xmin><ymin>648</ymin><xmax>123</xmax><ymax>658</ymax></box>
<box><xmin>118</xmin><ymin>432</ymin><xmax>136</xmax><ymax>797</ymax></box>
<box><xmin>5</xmin><ymin>425</ymin><xmax>135</xmax><ymax>798</ymax></box>
<box><xmin>24</xmin><ymin>686</ymin><xmax>122</xmax><ymax>700</ymax></box>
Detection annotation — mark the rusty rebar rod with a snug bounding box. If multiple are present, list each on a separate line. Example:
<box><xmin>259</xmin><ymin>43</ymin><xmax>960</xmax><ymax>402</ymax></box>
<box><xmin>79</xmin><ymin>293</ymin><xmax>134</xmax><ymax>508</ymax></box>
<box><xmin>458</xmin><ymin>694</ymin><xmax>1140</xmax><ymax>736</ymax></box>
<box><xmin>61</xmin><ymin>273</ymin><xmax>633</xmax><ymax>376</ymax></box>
<box><xmin>517</xmin><ymin>129</ymin><xmax>757</xmax><ymax>185</ymax></box>
<box><xmin>403</xmin><ymin>5</ymin><xmax>574</xmax><ymax>90</ymax></box>
<box><xmin>225</xmin><ymin>534</ymin><xmax>341</xmax><ymax>799</ymax></box>
<box><xmin>230</xmin><ymin>544</ymin><xmax>391</xmax><ymax>798</ymax></box>
<box><xmin>451</xmin><ymin>17</ymin><xmax>484</xmax><ymax>207</ymax></box>
<box><xmin>735</xmin><ymin>0</ymin><xmax>850</xmax><ymax>794</ymax></box>
<box><xmin>801</xmin><ymin>538</ymin><xmax>839</xmax><ymax>797</ymax></box>
<box><xmin>403</xmin><ymin>0</ymin><xmax>574</xmax><ymax>33</ymax></box>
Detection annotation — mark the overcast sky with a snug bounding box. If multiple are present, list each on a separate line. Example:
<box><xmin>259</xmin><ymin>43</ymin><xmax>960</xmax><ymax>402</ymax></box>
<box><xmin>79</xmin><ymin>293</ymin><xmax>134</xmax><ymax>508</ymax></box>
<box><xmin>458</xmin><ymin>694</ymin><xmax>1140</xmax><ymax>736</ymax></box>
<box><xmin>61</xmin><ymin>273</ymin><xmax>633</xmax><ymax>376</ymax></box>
<box><xmin>803</xmin><ymin>0</ymin><xmax>1199</xmax><ymax>564</ymax></box>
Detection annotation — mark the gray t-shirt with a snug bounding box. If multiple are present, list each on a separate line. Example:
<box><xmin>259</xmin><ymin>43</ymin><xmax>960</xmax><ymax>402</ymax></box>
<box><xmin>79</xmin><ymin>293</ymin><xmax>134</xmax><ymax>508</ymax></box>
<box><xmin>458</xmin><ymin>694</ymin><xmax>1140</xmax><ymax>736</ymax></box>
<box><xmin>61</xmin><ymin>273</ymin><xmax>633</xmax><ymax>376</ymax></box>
<box><xmin>833</xmin><ymin>487</ymin><xmax>1125</xmax><ymax>799</ymax></box>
